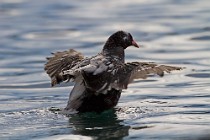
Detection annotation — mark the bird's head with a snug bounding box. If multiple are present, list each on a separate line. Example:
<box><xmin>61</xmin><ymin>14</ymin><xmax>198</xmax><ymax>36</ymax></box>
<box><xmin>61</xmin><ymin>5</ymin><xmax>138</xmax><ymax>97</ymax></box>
<box><xmin>105</xmin><ymin>31</ymin><xmax>140</xmax><ymax>49</ymax></box>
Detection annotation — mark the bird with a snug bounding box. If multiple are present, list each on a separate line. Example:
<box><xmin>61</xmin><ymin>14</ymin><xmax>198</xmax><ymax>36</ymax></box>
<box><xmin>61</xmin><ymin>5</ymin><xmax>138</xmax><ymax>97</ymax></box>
<box><xmin>44</xmin><ymin>31</ymin><xmax>183</xmax><ymax>114</ymax></box>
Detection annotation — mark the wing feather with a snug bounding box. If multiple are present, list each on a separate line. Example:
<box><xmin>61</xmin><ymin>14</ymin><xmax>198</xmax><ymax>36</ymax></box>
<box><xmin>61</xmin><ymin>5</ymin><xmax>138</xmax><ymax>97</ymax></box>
<box><xmin>113</xmin><ymin>62</ymin><xmax>183</xmax><ymax>89</ymax></box>
<box><xmin>44</xmin><ymin>49</ymin><xmax>84</xmax><ymax>86</ymax></box>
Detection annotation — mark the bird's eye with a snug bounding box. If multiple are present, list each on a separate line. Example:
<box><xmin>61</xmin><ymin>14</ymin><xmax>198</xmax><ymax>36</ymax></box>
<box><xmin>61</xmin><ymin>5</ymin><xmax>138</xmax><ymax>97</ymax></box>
<box><xmin>123</xmin><ymin>36</ymin><xmax>128</xmax><ymax>41</ymax></box>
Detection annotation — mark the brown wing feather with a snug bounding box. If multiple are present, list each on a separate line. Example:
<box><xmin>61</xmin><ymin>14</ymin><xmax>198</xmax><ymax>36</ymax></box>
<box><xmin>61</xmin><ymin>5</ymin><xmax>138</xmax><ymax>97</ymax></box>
<box><xmin>114</xmin><ymin>62</ymin><xmax>183</xmax><ymax>89</ymax></box>
<box><xmin>44</xmin><ymin>49</ymin><xmax>84</xmax><ymax>86</ymax></box>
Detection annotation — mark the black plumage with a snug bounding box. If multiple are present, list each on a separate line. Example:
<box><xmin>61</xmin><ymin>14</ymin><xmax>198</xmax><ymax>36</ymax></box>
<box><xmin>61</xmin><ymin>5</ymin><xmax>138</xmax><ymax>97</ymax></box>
<box><xmin>44</xmin><ymin>31</ymin><xmax>183</xmax><ymax>114</ymax></box>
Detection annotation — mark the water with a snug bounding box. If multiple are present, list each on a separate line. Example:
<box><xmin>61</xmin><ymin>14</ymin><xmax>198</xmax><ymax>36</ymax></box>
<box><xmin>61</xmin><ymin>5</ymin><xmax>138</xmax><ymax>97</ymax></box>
<box><xmin>0</xmin><ymin>0</ymin><xmax>210</xmax><ymax>139</ymax></box>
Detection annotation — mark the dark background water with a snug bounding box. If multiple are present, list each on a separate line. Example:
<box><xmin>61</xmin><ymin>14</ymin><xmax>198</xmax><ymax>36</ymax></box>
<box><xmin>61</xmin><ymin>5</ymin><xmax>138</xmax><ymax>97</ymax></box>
<box><xmin>0</xmin><ymin>0</ymin><xmax>210</xmax><ymax>140</ymax></box>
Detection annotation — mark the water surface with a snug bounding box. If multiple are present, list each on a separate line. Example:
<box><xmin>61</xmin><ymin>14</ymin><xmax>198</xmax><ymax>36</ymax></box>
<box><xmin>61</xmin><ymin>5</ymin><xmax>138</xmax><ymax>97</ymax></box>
<box><xmin>0</xmin><ymin>0</ymin><xmax>210</xmax><ymax>140</ymax></box>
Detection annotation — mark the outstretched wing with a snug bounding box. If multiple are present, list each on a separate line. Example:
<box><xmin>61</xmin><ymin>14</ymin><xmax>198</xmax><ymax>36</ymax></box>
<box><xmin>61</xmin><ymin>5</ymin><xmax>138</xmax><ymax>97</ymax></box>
<box><xmin>112</xmin><ymin>62</ymin><xmax>183</xmax><ymax>89</ymax></box>
<box><xmin>44</xmin><ymin>49</ymin><xmax>84</xmax><ymax>86</ymax></box>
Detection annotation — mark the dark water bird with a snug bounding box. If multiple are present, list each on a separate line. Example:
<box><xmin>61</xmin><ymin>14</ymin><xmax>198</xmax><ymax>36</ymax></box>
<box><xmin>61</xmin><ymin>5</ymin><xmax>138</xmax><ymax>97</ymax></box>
<box><xmin>44</xmin><ymin>31</ymin><xmax>183</xmax><ymax>114</ymax></box>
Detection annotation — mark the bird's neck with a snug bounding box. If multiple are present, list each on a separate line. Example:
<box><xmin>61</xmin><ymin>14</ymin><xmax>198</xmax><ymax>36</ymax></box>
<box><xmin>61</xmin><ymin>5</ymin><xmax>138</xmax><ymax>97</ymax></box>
<box><xmin>102</xmin><ymin>39</ymin><xmax>125</xmax><ymax>62</ymax></box>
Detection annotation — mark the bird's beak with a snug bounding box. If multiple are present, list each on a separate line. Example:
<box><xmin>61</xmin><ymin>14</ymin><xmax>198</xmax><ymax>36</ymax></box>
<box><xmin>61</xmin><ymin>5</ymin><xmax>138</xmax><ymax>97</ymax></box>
<box><xmin>132</xmin><ymin>40</ymin><xmax>140</xmax><ymax>48</ymax></box>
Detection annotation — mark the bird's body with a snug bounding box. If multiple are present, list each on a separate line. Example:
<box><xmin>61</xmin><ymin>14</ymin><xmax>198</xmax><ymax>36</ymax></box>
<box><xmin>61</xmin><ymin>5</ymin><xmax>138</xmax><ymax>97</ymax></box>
<box><xmin>63</xmin><ymin>53</ymin><xmax>124</xmax><ymax>113</ymax></box>
<box><xmin>45</xmin><ymin>31</ymin><xmax>183</xmax><ymax>114</ymax></box>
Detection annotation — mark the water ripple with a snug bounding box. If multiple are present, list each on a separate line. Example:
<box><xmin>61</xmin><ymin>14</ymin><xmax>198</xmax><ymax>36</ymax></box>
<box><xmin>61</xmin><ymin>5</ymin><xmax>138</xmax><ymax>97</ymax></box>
<box><xmin>0</xmin><ymin>0</ymin><xmax>210</xmax><ymax>140</ymax></box>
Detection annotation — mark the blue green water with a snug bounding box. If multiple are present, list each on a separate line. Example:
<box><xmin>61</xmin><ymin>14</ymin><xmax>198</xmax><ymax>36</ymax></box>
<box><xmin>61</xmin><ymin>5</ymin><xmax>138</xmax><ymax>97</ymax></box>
<box><xmin>0</xmin><ymin>0</ymin><xmax>210</xmax><ymax>139</ymax></box>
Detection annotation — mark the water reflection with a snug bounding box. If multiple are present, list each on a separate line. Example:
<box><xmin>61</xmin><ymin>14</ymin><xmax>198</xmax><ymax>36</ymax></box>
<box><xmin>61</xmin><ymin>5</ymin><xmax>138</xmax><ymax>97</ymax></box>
<box><xmin>68</xmin><ymin>110</ymin><xmax>130</xmax><ymax>140</ymax></box>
